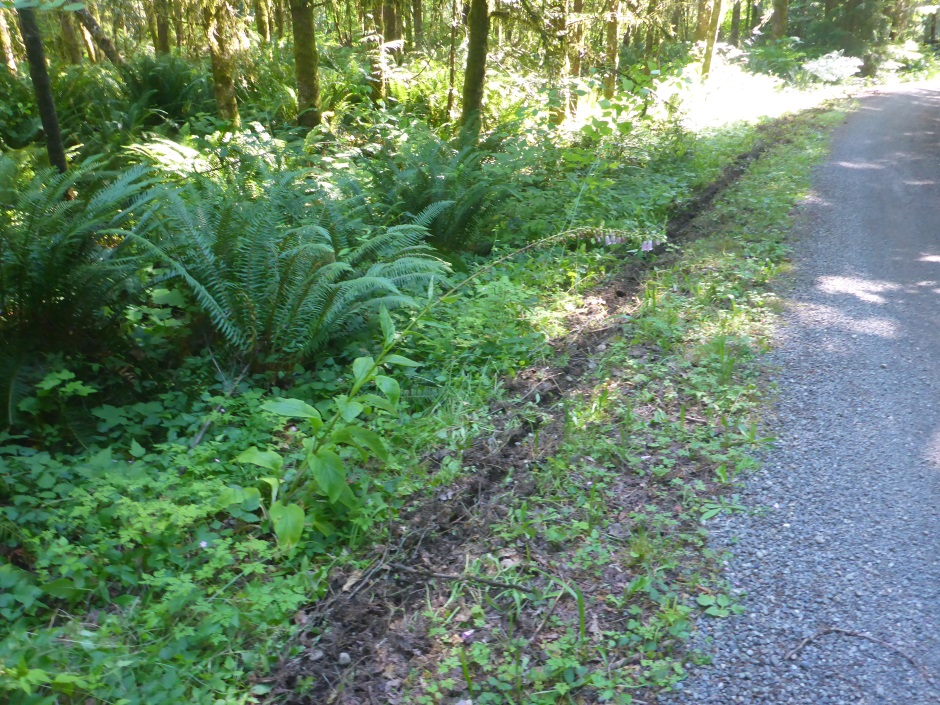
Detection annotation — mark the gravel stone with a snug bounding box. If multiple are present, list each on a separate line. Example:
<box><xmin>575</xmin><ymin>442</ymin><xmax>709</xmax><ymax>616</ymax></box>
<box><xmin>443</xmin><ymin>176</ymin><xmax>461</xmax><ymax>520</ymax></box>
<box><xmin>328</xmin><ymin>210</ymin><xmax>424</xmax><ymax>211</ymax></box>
<box><xmin>660</xmin><ymin>83</ymin><xmax>940</xmax><ymax>703</ymax></box>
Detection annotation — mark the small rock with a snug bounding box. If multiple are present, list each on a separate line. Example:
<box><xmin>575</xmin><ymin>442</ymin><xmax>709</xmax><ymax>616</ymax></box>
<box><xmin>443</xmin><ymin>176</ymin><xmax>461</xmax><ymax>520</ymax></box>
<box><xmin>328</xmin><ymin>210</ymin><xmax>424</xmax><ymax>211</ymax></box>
<box><xmin>338</xmin><ymin>652</ymin><xmax>352</xmax><ymax>666</ymax></box>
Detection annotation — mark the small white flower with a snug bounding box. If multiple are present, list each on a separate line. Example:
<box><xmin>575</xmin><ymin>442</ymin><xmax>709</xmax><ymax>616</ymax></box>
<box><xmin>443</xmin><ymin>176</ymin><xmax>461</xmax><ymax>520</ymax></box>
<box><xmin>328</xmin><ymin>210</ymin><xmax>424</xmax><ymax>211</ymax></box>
<box><xmin>199</xmin><ymin>541</ymin><xmax>208</xmax><ymax>549</ymax></box>
<box><xmin>641</xmin><ymin>240</ymin><xmax>654</xmax><ymax>252</ymax></box>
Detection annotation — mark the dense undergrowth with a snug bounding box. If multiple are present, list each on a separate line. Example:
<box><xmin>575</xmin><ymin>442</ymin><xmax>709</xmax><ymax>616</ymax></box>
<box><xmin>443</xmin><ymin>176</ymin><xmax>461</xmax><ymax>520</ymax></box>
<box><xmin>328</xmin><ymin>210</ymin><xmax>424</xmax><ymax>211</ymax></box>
<box><xmin>0</xmin><ymin>24</ymin><xmax>917</xmax><ymax>702</ymax></box>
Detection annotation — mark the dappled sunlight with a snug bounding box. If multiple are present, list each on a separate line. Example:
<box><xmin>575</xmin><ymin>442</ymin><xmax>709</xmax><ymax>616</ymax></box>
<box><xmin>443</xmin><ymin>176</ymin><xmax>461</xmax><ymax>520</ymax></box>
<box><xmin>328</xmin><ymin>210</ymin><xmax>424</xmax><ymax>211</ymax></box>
<box><xmin>790</xmin><ymin>302</ymin><xmax>900</xmax><ymax>338</ymax></box>
<box><xmin>816</xmin><ymin>275</ymin><xmax>901</xmax><ymax>304</ymax></box>
<box><xmin>834</xmin><ymin>160</ymin><xmax>886</xmax><ymax>170</ymax></box>
<box><xmin>675</xmin><ymin>60</ymin><xmax>849</xmax><ymax>132</ymax></box>
<box><xmin>918</xmin><ymin>254</ymin><xmax>940</xmax><ymax>263</ymax></box>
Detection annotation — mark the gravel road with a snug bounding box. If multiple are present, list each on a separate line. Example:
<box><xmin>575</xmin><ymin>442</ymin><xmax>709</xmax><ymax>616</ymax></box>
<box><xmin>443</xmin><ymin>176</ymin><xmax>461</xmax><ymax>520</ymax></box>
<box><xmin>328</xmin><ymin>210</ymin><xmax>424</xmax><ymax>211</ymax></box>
<box><xmin>662</xmin><ymin>83</ymin><xmax>940</xmax><ymax>704</ymax></box>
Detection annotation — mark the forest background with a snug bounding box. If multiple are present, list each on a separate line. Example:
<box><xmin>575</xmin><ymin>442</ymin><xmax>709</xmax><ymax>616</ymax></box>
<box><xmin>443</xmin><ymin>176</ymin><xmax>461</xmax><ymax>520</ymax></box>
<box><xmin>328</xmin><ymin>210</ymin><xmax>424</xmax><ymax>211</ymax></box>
<box><xmin>0</xmin><ymin>0</ymin><xmax>938</xmax><ymax>702</ymax></box>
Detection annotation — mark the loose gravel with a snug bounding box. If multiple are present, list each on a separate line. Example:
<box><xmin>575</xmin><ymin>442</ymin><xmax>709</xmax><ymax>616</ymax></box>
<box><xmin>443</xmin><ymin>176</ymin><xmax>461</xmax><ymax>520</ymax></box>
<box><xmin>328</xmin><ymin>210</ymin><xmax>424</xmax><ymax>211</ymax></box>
<box><xmin>661</xmin><ymin>83</ymin><xmax>940</xmax><ymax>704</ymax></box>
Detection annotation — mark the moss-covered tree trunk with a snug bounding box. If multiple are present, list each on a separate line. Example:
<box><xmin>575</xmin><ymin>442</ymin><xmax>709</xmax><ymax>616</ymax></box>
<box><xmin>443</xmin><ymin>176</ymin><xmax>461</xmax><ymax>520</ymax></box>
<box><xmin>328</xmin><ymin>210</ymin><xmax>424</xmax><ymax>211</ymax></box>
<box><xmin>16</xmin><ymin>8</ymin><xmax>68</xmax><ymax>174</ymax></box>
<box><xmin>701</xmin><ymin>0</ymin><xmax>722</xmax><ymax>76</ymax></box>
<box><xmin>0</xmin><ymin>10</ymin><xmax>17</xmax><ymax>75</ymax></box>
<box><xmin>548</xmin><ymin>0</ymin><xmax>568</xmax><ymax>125</ymax></box>
<box><xmin>769</xmin><ymin>0</ymin><xmax>787</xmax><ymax>38</ymax></box>
<box><xmin>154</xmin><ymin>0</ymin><xmax>172</xmax><ymax>53</ymax></box>
<box><xmin>273</xmin><ymin>0</ymin><xmax>285</xmax><ymax>38</ymax></box>
<box><xmin>568</xmin><ymin>0</ymin><xmax>583</xmax><ymax>113</ymax></box>
<box><xmin>459</xmin><ymin>0</ymin><xmax>489</xmax><ymax>129</ymax></box>
<box><xmin>445</xmin><ymin>0</ymin><xmax>458</xmax><ymax>117</ymax></box>
<box><xmin>75</xmin><ymin>8</ymin><xmax>125</xmax><ymax>67</ymax></box>
<box><xmin>254</xmin><ymin>0</ymin><xmax>272</xmax><ymax>41</ymax></box>
<box><xmin>603</xmin><ymin>0</ymin><xmax>620</xmax><ymax>98</ymax></box>
<box><xmin>694</xmin><ymin>0</ymin><xmax>710</xmax><ymax>40</ymax></box>
<box><xmin>288</xmin><ymin>0</ymin><xmax>321</xmax><ymax>127</ymax></box>
<box><xmin>204</xmin><ymin>2</ymin><xmax>241</xmax><ymax>127</ymax></box>
<box><xmin>367</xmin><ymin>0</ymin><xmax>387</xmax><ymax>103</ymax></box>
<box><xmin>412</xmin><ymin>0</ymin><xmax>423</xmax><ymax>47</ymax></box>
<box><xmin>59</xmin><ymin>12</ymin><xmax>84</xmax><ymax>64</ymax></box>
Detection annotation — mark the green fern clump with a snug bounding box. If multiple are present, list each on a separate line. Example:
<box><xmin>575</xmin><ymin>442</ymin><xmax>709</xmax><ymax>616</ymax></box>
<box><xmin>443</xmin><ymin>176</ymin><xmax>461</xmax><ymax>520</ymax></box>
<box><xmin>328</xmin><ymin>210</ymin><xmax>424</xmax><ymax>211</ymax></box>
<box><xmin>0</xmin><ymin>156</ymin><xmax>156</xmax><ymax>350</ymax></box>
<box><xmin>136</xmin><ymin>158</ymin><xmax>448</xmax><ymax>365</ymax></box>
<box><xmin>363</xmin><ymin>132</ymin><xmax>504</xmax><ymax>251</ymax></box>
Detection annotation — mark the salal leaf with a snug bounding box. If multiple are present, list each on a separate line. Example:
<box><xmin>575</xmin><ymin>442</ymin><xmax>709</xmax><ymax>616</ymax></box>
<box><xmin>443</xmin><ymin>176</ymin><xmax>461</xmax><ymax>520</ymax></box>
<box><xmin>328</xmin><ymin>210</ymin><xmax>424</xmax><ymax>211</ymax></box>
<box><xmin>268</xmin><ymin>501</ymin><xmax>305</xmax><ymax>550</ymax></box>
<box><xmin>358</xmin><ymin>393</ymin><xmax>397</xmax><ymax>414</ymax></box>
<box><xmin>235</xmin><ymin>446</ymin><xmax>283</xmax><ymax>473</ymax></box>
<box><xmin>309</xmin><ymin>449</ymin><xmax>346</xmax><ymax>504</ymax></box>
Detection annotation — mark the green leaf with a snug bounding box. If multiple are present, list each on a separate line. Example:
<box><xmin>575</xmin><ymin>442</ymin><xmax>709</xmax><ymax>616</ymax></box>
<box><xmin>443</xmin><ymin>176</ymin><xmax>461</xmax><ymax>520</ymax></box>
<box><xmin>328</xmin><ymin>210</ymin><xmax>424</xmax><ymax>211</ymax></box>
<box><xmin>384</xmin><ymin>354</ymin><xmax>421</xmax><ymax>368</ymax></box>
<box><xmin>235</xmin><ymin>447</ymin><xmax>283</xmax><ymax>473</ymax></box>
<box><xmin>373</xmin><ymin>375</ymin><xmax>400</xmax><ymax>408</ymax></box>
<box><xmin>352</xmin><ymin>357</ymin><xmax>376</xmax><ymax>385</ymax></box>
<box><xmin>358</xmin><ymin>393</ymin><xmax>397</xmax><ymax>414</ymax></box>
<box><xmin>379</xmin><ymin>305</ymin><xmax>396</xmax><ymax>347</ymax></box>
<box><xmin>217</xmin><ymin>486</ymin><xmax>261</xmax><ymax>512</ymax></box>
<box><xmin>268</xmin><ymin>501</ymin><xmax>305</xmax><ymax>549</ymax></box>
<box><xmin>129</xmin><ymin>439</ymin><xmax>146</xmax><ymax>458</ymax></box>
<box><xmin>696</xmin><ymin>594</ymin><xmax>716</xmax><ymax>606</ymax></box>
<box><xmin>336</xmin><ymin>426</ymin><xmax>389</xmax><ymax>462</ymax></box>
<box><xmin>335</xmin><ymin>396</ymin><xmax>364</xmax><ymax>422</ymax></box>
<box><xmin>260</xmin><ymin>477</ymin><xmax>280</xmax><ymax>504</ymax></box>
<box><xmin>262</xmin><ymin>397</ymin><xmax>322</xmax><ymax>422</ymax></box>
<box><xmin>42</xmin><ymin>578</ymin><xmax>81</xmax><ymax>601</ymax></box>
<box><xmin>151</xmin><ymin>288</ymin><xmax>186</xmax><ymax>307</ymax></box>
<box><xmin>308</xmin><ymin>449</ymin><xmax>346</xmax><ymax>504</ymax></box>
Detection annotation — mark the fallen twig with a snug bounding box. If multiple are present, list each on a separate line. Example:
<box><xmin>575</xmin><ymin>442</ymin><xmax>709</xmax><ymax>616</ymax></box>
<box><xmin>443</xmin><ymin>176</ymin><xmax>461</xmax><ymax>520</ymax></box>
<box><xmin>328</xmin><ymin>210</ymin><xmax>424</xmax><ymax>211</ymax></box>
<box><xmin>785</xmin><ymin>627</ymin><xmax>938</xmax><ymax>687</ymax></box>
<box><xmin>388</xmin><ymin>562</ymin><xmax>537</xmax><ymax>594</ymax></box>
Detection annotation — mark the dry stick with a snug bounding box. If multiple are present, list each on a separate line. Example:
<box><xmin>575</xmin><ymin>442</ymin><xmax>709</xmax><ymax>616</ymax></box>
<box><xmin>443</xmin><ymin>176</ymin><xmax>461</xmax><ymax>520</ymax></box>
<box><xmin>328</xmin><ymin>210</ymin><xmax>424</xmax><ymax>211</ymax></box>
<box><xmin>388</xmin><ymin>562</ymin><xmax>538</xmax><ymax>594</ymax></box>
<box><xmin>785</xmin><ymin>627</ymin><xmax>938</xmax><ymax>687</ymax></box>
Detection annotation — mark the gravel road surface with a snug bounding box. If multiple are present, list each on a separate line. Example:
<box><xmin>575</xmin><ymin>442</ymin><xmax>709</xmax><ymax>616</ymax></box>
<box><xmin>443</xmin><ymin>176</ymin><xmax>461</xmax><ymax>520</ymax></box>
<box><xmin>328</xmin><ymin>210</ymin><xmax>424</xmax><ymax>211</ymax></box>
<box><xmin>663</xmin><ymin>83</ymin><xmax>940</xmax><ymax>704</ymax></box>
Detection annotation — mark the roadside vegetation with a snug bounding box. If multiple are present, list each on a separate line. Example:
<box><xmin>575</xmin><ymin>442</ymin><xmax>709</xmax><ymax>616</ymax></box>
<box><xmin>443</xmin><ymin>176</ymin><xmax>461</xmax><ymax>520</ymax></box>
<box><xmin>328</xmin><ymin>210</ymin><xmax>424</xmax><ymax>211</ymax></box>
<box><xmin>0</xmin><ymin>0</ymin><xmax>936</xmax><ymax>703</ymax></box>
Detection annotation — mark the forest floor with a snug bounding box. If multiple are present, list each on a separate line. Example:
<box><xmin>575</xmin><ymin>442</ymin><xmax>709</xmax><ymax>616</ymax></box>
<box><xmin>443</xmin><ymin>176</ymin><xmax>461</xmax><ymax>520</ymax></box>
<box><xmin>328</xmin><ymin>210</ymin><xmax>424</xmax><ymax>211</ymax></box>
<box><xmin>660</xmin><ymin>80</ymin><xmax>940</xmax><ymax>705</ymax></box>
<box><xmin>265</xmin><ymin>95</ymin><xmax>864</xmax><ymax>704</ymax></box>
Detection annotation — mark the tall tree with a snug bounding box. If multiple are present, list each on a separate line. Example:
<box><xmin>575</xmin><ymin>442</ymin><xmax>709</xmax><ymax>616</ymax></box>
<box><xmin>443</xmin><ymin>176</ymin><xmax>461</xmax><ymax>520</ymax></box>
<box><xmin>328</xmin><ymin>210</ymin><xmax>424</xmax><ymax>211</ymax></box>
<box><xmin>367</xmin><ymin>0</ymin><xmax>387</xmax><ymax>103</ymax></box>
<box><xmin>548</xmin><ymin>0</ymin><xmax>569</xmax><ymax>124</ymax></box>
<box><xmin>729</xmin><ymin>0</ymin><xmax>741</xmax><ymax>44</ymax></box>
<box><xmin>701</xmin><ymin>0</ymin><xmax>722</xmax><ymax>76</ymax></box>
<box><xmin>59</xmin><ymin>11</ymin><xmax>84</xmax><ymax>64</ymax></box>
<box><xmin>154</xmin><ymin>0</ymin><xmax>172</xmax><ymax>53</ymax></box>
<box><xmin>769</xmin><ymin>0</ymin><xmax>787</xmax><ymax>38</ymax></box>
<box><xmin>254</xmin><ymin>0</ymin><xmax>272</xmax><ymax>41</ymax></box>
<box><xmin>0</xmin><ymin>9</ymin><xmax>17</xmax><ymax>75</ymax></box>
<box><xmin>412</xmin><ymin>0</ymin><xmax>423</xmax><ymax>46</ymax></box>
<box><xmin>603</xmin><ymin>0</ymin><xmax>620</xmax><ymax>98</ymax></box>
<box><xmin>568</xmin><ymin>0</ymin><xmax>584</xmax><ymax>113</ymax></box>
<box><xmin>694</xmin><ymin>0</ymin><xmax>710</xmax><ymax>40</ymax></box>
<box><xmin>15</xmin><ymin>8</ymin><xmax>68</xmax><ymax>174</ymax></box>
<box><xmin>460</xmin><ymin>0</ymin><xmax>489</xmax><ymax>128</ymax></box>
<box><xmin>204</xmin><ymin>1</ymin><xmax>241</xmax><ymax>127</ymax></box>
<box><xmin>445</xmin><ymin>0</ymin><xmax>458</xmax><ymax>116</ymax></box>
<box><xmin>289</xmin><ymin>0</ymin><xmax>321</xmax><ymax>127</ymax></box>
<box><xmin>75</xmin><ymin>8</ymin><xmax>125</xmax><ymax>67</ymax></box>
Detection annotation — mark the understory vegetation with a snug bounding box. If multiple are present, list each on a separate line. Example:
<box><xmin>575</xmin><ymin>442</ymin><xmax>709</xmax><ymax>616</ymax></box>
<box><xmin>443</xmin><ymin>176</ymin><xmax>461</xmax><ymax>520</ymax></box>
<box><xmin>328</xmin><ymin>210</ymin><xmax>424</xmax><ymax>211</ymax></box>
<box><xmin>0</xmin><ymin>0</ymin><xmax>935</xmax><ymax>702</ymax></box>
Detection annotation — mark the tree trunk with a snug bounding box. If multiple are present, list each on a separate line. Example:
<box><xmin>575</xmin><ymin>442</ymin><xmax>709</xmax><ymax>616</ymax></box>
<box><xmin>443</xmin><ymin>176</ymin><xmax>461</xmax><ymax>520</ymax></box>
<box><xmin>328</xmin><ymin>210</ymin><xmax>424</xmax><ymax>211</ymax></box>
<box><xmin>769</xmin><ymin>0</ymin><xmax>787</xmax><ymax>38</ymax></box>
<box><xmin>694</xmin><ymin>0</ymin><xmax>710</xmax><ymax>40</ymax></box>
<box><xmin>729</xmin><ymin>0</ymin><xmax>741</xmax><ymax>44</ymax></box>
<box><xmin>59</xmin><ymin>12</ymin><xmax>84</xmax><ymax>64</ymax></box>
<box><xmin>174</xmin><ymin>1</ymin><xmax>185</xmax><ymax>49</ymax></box>
<box><xmin>0</xmin><ymin>10</ymin><xmax>17</xmax><ymax>75</ymax></box>
<box><xmin>701</xmin><ymin>0</ymin><xmax>722</xmax><ymax>77</ymax></box>
<box><xmin>568</xmin><ymin>0</ymin><xmax>583</xmax><ymax>113</ymax></box>
<box><xmin>16</xmin><ymin>8</ymin><xmax>68</xmax><ymax>174</ymax></box>
<box><xmin>273</xmin><ymin>0</ymin><xmax>285</xmax><ymax>38</ymax></box>
<box><xmin>445</xmin><ymin>0</ymin><xmax>458</xmax><ymax>117</ymax></box>
<box><xmin>460</xmin><ymin>0</ymin><xmax>489</xmax><ymax>130</ymax></box>
<box><xmin>549</xmin><ymin>0</ymin><xmax>568</xmax><ymax>125</ymax></box>
<box><xmin>80</xmin><ymin>24</ymin><xmax>98</xmax><ymax>62</ymax></box>
<box><xmin>204</xmin><ymin>2</ymin><xmax>241</xmax><ymax>127</ymax></box>
<box><xmin>382</xmin><ymin>1</ymin><xmax>402</xmax><ymax>59</ymax></box>
<box><xmin>254</xmin><ymin>0</ymin><xmax>272</xmax><ymax>41</ymax></box>
<box><xmin>154</xmin><ymin>0</ymin><xmax>171</xmax><ymax>53</ymax></box>
<box><xmin>288</xmin><ymin>0</ymin><xmax>321</xmax><ymax>127</ymax></box>
<box><xmin>412</xmin><ymin>0</ymin><xmax>423</xmax><ymax>47</ymax></box>
<box><xmin>604</xmin><ymin>0</ymin><xmax>620</xmax><ymax>98</ymax></box>
<box><xmin>367</xmin><ymin>0</ymin><xmax>387</xmax><ymax>103</ymax></box>
<box><xmin>75</xmin><ymin>9</ymin><xmax>125</xmax><ymax>67</ymax></box>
